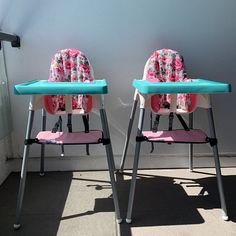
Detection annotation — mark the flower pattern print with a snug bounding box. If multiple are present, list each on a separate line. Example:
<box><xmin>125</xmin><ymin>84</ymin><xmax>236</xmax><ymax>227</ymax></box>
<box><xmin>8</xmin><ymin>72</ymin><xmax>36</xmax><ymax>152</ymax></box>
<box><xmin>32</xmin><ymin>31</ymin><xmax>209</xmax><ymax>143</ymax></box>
<box><xmin>145</xmin><ymin>49</ymin><xmax>194</xmax><ymax>112</ymax></box>
<box><xmin>146</xmin><ymin>49</ymin><xmax>186</xmax><ymax>83</ymax></box>
<box><xmin>47</xmin><ymin>49</ymin><xmax>93</xmax><ymax>113</ymax></box>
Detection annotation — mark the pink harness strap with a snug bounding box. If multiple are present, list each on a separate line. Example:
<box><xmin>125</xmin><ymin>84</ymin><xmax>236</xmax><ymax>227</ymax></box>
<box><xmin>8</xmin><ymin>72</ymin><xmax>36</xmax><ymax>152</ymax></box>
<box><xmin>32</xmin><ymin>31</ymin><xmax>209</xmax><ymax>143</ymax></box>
<box><xmin>36</xmin><ymin>130</ymin><xmax>103</xmax><ymax>144</ymax></box>
<box><xmin>142</xmin><ymin>129</ymin><xmax>208</xmax><ymax>143</ymax></box>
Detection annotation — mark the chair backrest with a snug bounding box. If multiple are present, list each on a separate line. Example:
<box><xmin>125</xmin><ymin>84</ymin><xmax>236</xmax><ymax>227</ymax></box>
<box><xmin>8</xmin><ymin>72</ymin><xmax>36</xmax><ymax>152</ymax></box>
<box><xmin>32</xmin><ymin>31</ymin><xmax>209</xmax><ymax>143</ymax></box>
<box><xmin>143</xmin><ymin>49</ymin><xmax>196</xmax><ymax>114</ymax></box>
<box><xmin>44</xmin><ymin>49</ymin><xmax>94</xmax><ymax>114</ymax></box>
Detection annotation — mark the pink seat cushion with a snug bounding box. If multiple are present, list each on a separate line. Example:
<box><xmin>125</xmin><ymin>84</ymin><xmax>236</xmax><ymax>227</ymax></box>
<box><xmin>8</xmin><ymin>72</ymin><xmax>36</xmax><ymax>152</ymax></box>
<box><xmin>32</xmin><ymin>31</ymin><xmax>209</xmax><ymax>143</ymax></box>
<box><xmin>36</xmin><ymin>130</ymin><xmax>103</xmax><ymax>144</ymax></box>
<box><xmin>142</xmin><ymin>129</ymin><xmax>208</xmax><ymax>143</ymax></box>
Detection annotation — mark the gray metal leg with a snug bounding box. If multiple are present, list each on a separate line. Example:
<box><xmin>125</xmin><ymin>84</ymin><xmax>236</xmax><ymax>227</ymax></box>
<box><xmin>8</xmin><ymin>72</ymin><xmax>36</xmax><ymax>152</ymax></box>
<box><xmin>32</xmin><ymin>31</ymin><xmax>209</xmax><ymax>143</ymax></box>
<box><xmin>40</xmin><ymin>109</ymin><xmax>46</xmax><ymax>176</ymax></box>
<box><xmin>14</xmin><ymin>110</ymin><xmax>35</xmax><ymax>230</ymax></box>
<box><xmin>207</xmin><ymin>107</ymin><xmax>228</xmax><ymax>220</ymax></box>
<box><xmin>126</xmin><ymin>108</ymin><xmax>145</xmax><ymax>223</ymax></box>
<box><xmin>189</xmin><ymin>113</ymin><xmax>193</xmax><ymax>171</ymax></box>
<box><xmin>59</xmin><ymin>119</ymin><xmax>65</xmax><ymax>157</ymax></box>
<box><xmin>99</xmin><ymin>108</ymin><xmax>122</xmax><ymax>223</ymax></box>
<box><xmin>120</xmin><ymin>99</ymin><xmax>138</xmax><ymax>171</ymax></box>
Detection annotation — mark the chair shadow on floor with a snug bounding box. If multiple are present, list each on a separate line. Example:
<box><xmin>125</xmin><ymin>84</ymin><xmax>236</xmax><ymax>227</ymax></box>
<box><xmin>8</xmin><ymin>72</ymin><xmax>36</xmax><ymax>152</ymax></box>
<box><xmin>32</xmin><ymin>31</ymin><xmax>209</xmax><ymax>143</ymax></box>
<box><xmin>0</xmin><ymin>171</ymin><xmax>117</xmax><ymax>236</ymax></box>
<box><xmin>116</xmin><ymin>170</ymin><xmax>236</xmax><ymax>236</ymax></box>
<box><xmin>0</xmin><ymin>172</ymin><xmax>74</xmax><ymax>236</ymax></box>
<box><xmin>1</xmin><ymin>170</ymin><xmax>236</xmax><ymax>236</ymax></box>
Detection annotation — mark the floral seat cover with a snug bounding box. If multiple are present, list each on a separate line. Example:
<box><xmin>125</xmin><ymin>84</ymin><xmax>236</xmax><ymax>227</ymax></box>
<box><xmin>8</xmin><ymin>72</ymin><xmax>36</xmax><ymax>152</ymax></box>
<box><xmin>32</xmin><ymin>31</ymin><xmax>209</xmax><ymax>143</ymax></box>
<box><xmin>145</xmin><ymin>49</ymin><xmax>196</xmax><ymax>113</ymax></box>
<box><xmin>44</xmin><ymin>49</ymin><xmax>93</xmax><ymax>114</ymax></box>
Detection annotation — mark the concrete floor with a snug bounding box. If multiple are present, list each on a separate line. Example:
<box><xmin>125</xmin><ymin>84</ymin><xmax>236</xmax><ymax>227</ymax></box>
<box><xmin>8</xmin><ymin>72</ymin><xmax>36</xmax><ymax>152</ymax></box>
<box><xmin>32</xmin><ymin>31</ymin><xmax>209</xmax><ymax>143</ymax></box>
<box><xmin>0</xmin><ymin>168</ymin><xmax>236</xmax><ymax>236</ymax></box>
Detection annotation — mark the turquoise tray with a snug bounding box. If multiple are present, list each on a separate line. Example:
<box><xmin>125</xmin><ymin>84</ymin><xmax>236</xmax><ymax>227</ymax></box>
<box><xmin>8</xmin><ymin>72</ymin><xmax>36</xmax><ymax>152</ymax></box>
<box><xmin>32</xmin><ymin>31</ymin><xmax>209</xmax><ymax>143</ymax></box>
<box><xmin>14</xmin><ymin>80</ymin><xmax>108</xmax><ymax>95</ymax></box>
<box><xmin>132</xmin><ymin>79</ymin><xmax>231</xmax><ymax>94</ymax></box>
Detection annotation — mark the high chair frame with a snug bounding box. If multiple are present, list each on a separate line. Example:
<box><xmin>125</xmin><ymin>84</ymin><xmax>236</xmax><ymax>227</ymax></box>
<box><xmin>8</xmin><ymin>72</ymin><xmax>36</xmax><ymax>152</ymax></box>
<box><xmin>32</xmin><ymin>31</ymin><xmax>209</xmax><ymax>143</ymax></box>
<box><xmin>119</xmin><ymin>78</ymin><xmax>231</xmax><ymax>223</ymax></box>
<box><xmin>13</xmin><ymin>79</ymin><xmax>122</xmax><ymax>229</ymax></box>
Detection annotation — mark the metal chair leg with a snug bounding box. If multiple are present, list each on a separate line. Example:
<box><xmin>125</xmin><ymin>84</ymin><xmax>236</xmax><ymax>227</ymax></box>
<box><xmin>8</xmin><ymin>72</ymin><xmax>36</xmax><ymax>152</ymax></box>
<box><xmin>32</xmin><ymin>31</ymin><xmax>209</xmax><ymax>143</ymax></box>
<box><xmin>120</xmin><ymin>99</ymin><xmax>138</xmax><ymax>172</ymax></box>
<box><xmin>189</xmin><ymin>113</ymin><xmax>193</xmax><ymax>171</ymax></box>
<box><xmin>40</xmin><ymin>109</ymin><xmax>46</xmax><ymax>176</ymax></box>
<box><xmin>207</xmin><ymin>107</ymin><xmax>228</xmax><ymax>220</ymax></box>
<box><xmin>59</xmin><ymin>116</ymin><xmax>65</xmax><ymax>158</ymax></box>
<box><xmin>40</xmin><ymin>144</ymin><xmax>45</xmax><ymax>176</ymax></box>
<box><xmin>126</xmin><ymin>108</ymin><xmax>145</xmax><ymax>223</ymax></box>
<box><xmin>14</xmin><ymin>110</ymin><xmax>35</xmax><ymax>230</ymax></box>
<box><xmin>100</xmin><ymin>108</ymin><xmax>122</xmax><ymax>223</ymax></box>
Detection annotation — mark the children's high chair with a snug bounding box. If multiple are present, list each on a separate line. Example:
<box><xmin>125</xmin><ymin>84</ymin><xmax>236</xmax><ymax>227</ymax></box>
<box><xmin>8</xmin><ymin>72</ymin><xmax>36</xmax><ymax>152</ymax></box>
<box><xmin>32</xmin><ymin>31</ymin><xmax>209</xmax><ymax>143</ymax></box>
<box><xmin>13</xmin><ymin>49</ymin><xmax>122</xmax><ymax>229</ymax></box>
<box><xmin>119</xmin><ymin>49</ymin><xmax>231</xmax><ymax>223</ymax></box>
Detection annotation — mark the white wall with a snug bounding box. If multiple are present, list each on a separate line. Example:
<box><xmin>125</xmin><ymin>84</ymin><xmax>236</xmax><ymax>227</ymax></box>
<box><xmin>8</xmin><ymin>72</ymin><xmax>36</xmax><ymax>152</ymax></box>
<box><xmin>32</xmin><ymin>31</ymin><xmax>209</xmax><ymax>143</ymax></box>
<box><xmin>1</xmin><ymin>0</ymin><xmax>236</xmax><ymax>168</ymax></box>
<box><xmin>0</xmin><ymin>44</ymin><xmax>14</xmax><ymax>183</ymax></box>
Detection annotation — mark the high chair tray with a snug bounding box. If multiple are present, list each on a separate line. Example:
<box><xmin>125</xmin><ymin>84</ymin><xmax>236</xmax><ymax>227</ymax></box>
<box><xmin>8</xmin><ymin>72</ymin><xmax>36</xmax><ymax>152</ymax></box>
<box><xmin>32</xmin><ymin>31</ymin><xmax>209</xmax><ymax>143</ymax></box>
<box><xmin>133</xmin><ymin>79</ymin><xmax>231</xmax><ymax>94</ymax></box>
<box><xmin>14</xmin><ymin>80</ymin><xmax>108</xmax><ymax>95</ymax></box>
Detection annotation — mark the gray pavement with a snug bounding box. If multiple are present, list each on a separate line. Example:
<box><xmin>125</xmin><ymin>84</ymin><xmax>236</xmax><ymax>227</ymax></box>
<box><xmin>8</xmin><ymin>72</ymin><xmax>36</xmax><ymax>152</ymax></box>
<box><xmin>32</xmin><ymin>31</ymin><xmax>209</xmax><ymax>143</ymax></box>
<box><xmin>0</xmin><ymin>168</ymin><xmax>236</xmax><ymax>236</ymax></box>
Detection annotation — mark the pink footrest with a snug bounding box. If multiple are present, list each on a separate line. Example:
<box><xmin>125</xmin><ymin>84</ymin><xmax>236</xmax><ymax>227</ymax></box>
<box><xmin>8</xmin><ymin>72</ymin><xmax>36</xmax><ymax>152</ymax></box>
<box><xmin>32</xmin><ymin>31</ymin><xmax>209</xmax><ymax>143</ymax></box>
<box><xmin>142</xmin><ymin>129</ymin><xmax>208</xmax><ymax>143</ymax></box>
<box><xmin>36</xmin><ymin>130</ymin><xmax>103</xmax><ymax>144</ymax></box>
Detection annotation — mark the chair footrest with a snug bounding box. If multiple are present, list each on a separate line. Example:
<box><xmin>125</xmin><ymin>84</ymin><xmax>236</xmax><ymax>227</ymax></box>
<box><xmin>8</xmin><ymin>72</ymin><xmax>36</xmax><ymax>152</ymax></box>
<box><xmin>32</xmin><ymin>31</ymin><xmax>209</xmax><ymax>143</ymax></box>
<box><xmin>142</xmin><ymin>129</ymin><xmax>208</xmax><ymax>143</ymax></box>
<box><xmin>36</xmin><ymin>130</ymin><xmax>103</xmax><ymax>145</ymax></box>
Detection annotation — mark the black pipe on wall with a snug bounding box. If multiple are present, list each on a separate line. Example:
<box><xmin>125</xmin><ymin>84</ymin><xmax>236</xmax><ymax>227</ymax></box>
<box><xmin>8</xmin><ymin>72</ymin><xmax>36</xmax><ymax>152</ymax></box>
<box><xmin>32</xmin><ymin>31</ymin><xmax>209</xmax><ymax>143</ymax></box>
<box><xmin>0</xmin><ymin>31</ymin><xmax>20</xmax><ymax>49</ymax></box>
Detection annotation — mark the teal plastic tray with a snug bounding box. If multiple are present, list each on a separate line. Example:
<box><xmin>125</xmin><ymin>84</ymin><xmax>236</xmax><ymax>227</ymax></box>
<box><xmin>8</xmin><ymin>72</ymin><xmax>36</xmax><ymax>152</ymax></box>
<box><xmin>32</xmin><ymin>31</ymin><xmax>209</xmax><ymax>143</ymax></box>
<box><xmin>132</xmin><ymin>79</ymin><xmax>231</xmax><ymax>94</ymax></box>
<box><xmin>14</xmin><ymin>80</ymin><xmax>108</xmax><ymax>95</ymax></box>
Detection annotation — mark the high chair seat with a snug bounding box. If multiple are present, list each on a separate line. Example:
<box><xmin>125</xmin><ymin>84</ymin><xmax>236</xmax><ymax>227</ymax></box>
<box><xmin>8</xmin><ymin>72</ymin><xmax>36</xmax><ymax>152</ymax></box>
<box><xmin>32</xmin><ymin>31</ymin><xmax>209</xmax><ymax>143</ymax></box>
<box><xmin>13</xmin><ymin>49</ymin><xmax>122</xmax><ymax>230</ymax></box>
<box><xmin>13</xmin><ymin>77</ymin><xmax>122</xmax><ymax>228</ymax></box>
<box><xmin>142</xmin><ymin>129</ymin><xmax>208</xmax><ymax>143</ymax></box>
<box><xmin>120</xmin><ymin>49</ymin><xmax>231</xmax><ymax>223</ymax></box>
<box><xmin>36</xmin><ymin>130</ymin><xmax>103</xmax><ymax>145</ymax></box>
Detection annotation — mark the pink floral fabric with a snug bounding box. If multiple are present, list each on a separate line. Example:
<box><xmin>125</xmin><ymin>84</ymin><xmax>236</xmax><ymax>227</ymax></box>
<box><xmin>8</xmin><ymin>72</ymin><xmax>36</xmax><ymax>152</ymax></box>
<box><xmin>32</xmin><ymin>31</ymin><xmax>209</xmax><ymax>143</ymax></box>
<box><xmin>145</xmin><ymin>49</ymin><xmax>195</xmax><ymax>112</ymax></box>
<box><xmin>45</xmin><ymin>49</ymin><xmax>93</xmax><ymax>114</ymax></box>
